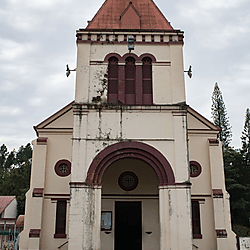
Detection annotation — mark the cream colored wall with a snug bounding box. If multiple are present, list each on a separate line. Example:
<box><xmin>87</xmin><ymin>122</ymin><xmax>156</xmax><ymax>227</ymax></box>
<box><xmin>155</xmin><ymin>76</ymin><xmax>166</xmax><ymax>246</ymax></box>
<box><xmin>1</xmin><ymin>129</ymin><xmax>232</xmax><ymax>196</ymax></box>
<box><xmin>101</xmin><ymin>158</ymin><xmax>160</xmax><ymax>250</ymax></box>
<box><xmin>40</xmin><ymin>133</ymin><xmax>72</xmax><ymax>249</ymax></box>
<box><xmin>73</xmin><ymin>107</ymin><xmax>188</xmax><ymax>184</ymax></box>
<box><xmin>75</xmin><ymin>35</ymin><xmax>185</xmax><ymax>105</ymax></box>
<box><xmin>20</xmin><ymin>130</ymin><xmax>72</xmax><ymax>250</ymax></box>
<box><xmin>188</xmin><ymin>111</ymin><xmax>236</xmax><ymax>250</ymax></box>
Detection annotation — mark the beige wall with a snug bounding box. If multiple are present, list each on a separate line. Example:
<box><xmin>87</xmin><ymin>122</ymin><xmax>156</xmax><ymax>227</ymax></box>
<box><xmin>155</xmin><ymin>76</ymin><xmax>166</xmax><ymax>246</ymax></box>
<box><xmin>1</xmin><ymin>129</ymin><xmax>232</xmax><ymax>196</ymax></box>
<box><xmin>75</xmin><ymin>31</ymin><xmax>185</xmax><ymax>105</ymax></box>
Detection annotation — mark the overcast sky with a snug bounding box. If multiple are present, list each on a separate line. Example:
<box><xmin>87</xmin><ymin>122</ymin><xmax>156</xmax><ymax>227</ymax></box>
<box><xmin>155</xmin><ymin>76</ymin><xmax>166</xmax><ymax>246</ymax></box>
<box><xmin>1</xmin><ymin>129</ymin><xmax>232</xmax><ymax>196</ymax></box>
<box><xmin>1</xmin><ymin>0</ymin><xmax>249</xmax><ymax>151</ymax></box>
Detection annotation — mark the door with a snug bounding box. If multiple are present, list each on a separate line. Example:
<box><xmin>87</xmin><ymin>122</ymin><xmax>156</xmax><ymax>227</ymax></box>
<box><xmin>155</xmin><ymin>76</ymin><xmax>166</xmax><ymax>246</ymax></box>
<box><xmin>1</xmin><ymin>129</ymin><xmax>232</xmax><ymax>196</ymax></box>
<box><xmin>115</xmin><ymin>201</ymin><xmax>142</xmax><ymax>250</ymax></box>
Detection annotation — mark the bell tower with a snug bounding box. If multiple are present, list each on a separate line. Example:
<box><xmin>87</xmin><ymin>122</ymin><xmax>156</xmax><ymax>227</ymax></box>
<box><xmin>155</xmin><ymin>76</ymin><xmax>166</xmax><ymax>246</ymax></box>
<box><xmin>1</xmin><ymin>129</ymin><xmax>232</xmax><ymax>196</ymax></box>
<box><xmin>68</xmin><ymin>0</ymin><xmax>192</xmax><ymax>249</ymax></box>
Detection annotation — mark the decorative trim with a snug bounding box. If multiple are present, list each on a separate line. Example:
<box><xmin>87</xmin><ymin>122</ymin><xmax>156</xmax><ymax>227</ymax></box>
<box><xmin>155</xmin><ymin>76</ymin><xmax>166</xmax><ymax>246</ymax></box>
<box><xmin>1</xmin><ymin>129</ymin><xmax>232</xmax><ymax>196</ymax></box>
<box><xmin>208</xmin><ymin>139</ymin><xmax>219</xmax><ymax>145</ymax></box>
<box><xmin>37</xmin><ymin>137</ymin><xmax>47</xmax><ymax>145</ymax></box>
<box><xmin>86</xmin><ymin>141</ymin><xmax>175</xmax><ymax>186</ymax></box>
<box><xmin>102</xmin><ymin>194</ymin><xmax>158</xmax><ymax>197</ymax></box>
<box><xmin>191</xmin><ymin>199</ymin><xmax>205</xmax><ymax>202</ymax></box>
<box><xmin>32</xmin><ymin>188</ymin><xmax>44</xmax><ymax>197</ymax></box>
<box><xmin>213</xmin><ymin>189</ymin><xmax>223</xmax><ymax>198</ymax></box>
<box><xmin>216</xmin><ymin>229</ymin><xmax>227</xmax><ymax>238</ymax></box>
<box><xmin>103</xmin><ymin>52</ymin><xmax>156</xmax><ymax>63</ymax></box>
<box><xmin>191</xmin><ymin>194</ymin><xmax>211</xmax><ymax>198</ymax></box>
<box><xmin>51</xmin><ymin>198</ymin><xmax>70</xmax><ymax>201</ymax></box>
<box><xmin>78</xmin><ymin>28</ymin><xmax>183</xmax><ymax>33</ymax></box>
<box><xmin>44</xmin><ymin>194</ymin><xmax>70</xmax><ymax>197</ymax></box>
<box><xmin>69</xmin><ymin>182</ymin><xmax>101</xmax><ymax>189</ymax></box>
<box><xmin>29</xmin><ymin>229</ymin><xmax>41</xmax><ymax>238</ymax></box>
<box><xmin>77</xmin><ymin>40</ymin><xmax>183</xmax><ymax>45</ymax></box>
<box><xmin>193</xmin><ymin>234</ymin><xmax>202</xmax><ymax>239</ymax></box>
<box><xmin>54</xmin><ymin>233</ymin><xmax>67</xmax><ymax>239</ymax></box>
<box><xmin>54</xmin><ymin>159</ymin><xmax>71</xmax><ymax>177</ymax></box>
<box><xmin>189</xmin><ymin>161</ymin><xmax>202</xmax><ymax>178</ymax></box>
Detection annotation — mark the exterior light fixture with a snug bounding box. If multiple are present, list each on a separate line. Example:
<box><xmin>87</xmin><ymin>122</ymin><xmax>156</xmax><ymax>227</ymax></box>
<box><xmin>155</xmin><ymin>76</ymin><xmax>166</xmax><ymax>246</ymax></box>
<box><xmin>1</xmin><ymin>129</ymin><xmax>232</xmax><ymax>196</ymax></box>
<box><xmin>66</xmin><ymin>64</ymin><xmax>76</xmax><ymax>77</ymax></box>
<box><xmin>184</xmin><ymin>65</ymin><xmax>192</xmax><ymax>78</ymax></box>
<box><xmin>128</xmin><ymin>36</ymin><xmax>135</xmax><ymax>51</ymax></box>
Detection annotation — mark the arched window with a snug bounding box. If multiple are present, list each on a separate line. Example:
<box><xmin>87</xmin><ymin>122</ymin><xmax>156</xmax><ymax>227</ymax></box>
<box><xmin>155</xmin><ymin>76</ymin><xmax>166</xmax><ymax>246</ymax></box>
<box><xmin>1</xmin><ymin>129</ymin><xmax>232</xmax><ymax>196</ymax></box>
<box><xmin>142</xmin><ymin>57</ymin><xmax>153</xmax><ymax>105</ymax></box>
<box><xmin>125</xmin><ymin>57</ymin><xmax>136</xmax><ymax>105</ymax></box>
<box><xmin>108</xmin><ymin>57</ymin><xmax>118</xmax><ymax>104</ymax></box>
<box><xmin>106</xmin><ymin>53</ymin><xmax>154</xmax><ymax>106</ymax></box>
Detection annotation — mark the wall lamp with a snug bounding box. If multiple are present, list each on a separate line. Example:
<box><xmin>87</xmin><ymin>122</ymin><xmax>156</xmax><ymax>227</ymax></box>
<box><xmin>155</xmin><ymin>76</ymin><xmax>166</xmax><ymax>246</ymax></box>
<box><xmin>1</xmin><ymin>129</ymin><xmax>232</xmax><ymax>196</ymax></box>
<box><xmin>66</xmin><ymin>64</ymin><xmax>76</xmax><ymax>77</ymax></box>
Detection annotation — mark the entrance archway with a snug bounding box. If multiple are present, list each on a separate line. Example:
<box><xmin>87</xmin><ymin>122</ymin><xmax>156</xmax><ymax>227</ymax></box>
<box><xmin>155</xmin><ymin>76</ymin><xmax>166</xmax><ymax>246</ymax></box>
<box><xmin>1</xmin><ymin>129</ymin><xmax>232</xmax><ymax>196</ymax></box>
<box><xmin>86</xmin><ymin>141</ymin><xmax>175</xmax><ymax>186</ymax></box>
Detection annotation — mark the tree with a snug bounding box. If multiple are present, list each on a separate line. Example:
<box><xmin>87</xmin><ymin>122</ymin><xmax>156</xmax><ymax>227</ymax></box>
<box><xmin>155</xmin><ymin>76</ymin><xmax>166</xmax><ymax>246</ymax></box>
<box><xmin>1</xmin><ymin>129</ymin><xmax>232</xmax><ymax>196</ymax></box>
<box><xmin>224</xmin><ymin>147</ymin><xmax>250</xmax><ymax>226</ymax></box>
<box><xmin>211</xmin><ymin>82</ymin><xmax>232</xmax><ymax>151</ymax></box>
<box><xmin>0</xmin><ymin>143</ymin><xmax>32</xmax><ymax>215</ymax></box>
<box><xmin>241</xmin><ymin>108</ymin><xmax>250</xmax><ymax>166</ymax></box>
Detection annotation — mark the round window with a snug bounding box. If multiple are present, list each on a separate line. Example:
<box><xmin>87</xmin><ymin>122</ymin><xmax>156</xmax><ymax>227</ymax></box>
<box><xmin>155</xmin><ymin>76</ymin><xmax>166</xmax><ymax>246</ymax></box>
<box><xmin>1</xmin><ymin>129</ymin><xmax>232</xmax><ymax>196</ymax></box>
<box><xmin>118</xmin><ymin>171</ymin><xmax>138</xmax><ymax>191</ymax></box>
<box><xmin>189</xmin><ymin>161</ymin><xmax>202</xmax><ymax>177</ymax></box>
<box><xmin>55</xmin><ymin>159</ymin><xmax>71</xmax><ymax>177</ymax></box>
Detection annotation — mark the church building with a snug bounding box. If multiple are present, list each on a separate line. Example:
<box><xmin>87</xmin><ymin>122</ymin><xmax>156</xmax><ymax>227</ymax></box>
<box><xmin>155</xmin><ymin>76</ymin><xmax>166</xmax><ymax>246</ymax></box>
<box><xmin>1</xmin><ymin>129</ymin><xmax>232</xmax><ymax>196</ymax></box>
<box><xmin>19</xmin><ymin>0</ymin><xmax>237</xmax><ymax>249</ymax></box>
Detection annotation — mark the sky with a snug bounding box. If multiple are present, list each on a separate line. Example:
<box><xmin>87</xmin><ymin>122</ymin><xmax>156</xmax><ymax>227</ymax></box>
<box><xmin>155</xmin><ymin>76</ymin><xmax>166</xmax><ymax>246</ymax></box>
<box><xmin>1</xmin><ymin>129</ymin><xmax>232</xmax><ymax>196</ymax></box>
<box><xmin>0</xmin><ymin>0</ymin><xmax>250</xmax><ymax>151</ymax></box>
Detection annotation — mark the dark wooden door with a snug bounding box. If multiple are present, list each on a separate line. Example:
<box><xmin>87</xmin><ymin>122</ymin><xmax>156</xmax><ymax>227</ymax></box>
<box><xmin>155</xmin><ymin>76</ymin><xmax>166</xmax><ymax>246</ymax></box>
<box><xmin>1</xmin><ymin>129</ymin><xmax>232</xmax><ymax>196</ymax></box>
<box><xmin>115</xmin><ymin>202</ymin><xmax>142</xmax><ymax>250</ymax></box>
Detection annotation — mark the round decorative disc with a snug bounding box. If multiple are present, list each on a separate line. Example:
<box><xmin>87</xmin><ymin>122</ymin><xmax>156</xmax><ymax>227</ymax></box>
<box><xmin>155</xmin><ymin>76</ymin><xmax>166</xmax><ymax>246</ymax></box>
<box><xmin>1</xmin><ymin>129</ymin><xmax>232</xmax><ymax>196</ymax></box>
<box><xmin>118</xmin><ymin>171</ymin><xmax>138</xmax><ymax>191</ymax></box>
<box><xmin>54</xmin><ymin>159</ymin><xmax>71</xmax><ymax>177</ymax></box>
<box><xmin>189</xmin><ymin>161</ymin><xmax>202</xmax><ymax>178</ymax></box>
<box><xmin>58</xmin><ymin>164</ymin><xmax>69</xmax><ymax>174</ymax></box>
<box><xmin>190</xmin><ymin>164</ymin><xmax>198</xmax><ymax>175</ymax></box>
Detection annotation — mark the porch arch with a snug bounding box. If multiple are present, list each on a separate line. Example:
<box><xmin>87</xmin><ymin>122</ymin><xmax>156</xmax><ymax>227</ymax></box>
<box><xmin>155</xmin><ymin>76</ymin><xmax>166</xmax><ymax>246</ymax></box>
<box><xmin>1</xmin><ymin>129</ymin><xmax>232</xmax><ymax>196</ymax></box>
<box><xmin>86</xmin><ymin>141</ymin><xmax>175</xmax><ymax>186</ymax></box>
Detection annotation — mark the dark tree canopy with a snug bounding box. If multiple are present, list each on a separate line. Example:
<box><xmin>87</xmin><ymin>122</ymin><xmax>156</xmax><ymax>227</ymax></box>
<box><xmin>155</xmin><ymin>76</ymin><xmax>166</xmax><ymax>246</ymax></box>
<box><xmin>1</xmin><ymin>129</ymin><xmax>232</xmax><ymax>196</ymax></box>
<box><xmin>211</xmin><ymin>82</ymin><xmax>232</xmax><ymax>151</ymax></box>
<box><xmin>0</xmin><ymin>143</ymin><xmax>32</xmax><ymax>215</ymax></box>
<box><xmin>241</xmin><ymin>108</ymin><xmax>250</xmax><ymax>165</ymax></box>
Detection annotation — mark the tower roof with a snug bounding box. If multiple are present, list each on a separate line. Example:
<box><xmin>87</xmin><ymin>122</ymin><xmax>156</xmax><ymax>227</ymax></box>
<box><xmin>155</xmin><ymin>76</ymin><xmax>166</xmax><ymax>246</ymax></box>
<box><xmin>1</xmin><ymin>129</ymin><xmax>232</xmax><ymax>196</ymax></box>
<box><xmin>86</xmin><ymin>0</ymin><xmax>173</xmax><ymax>30</ymax></box>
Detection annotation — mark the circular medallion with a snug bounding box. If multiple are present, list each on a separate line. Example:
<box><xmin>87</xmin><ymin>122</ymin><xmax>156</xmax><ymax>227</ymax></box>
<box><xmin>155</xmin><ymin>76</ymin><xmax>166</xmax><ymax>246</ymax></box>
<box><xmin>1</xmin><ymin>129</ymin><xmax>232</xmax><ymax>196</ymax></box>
<box><xmin>55</xmin><ymin>159</ymin><xmax>71</xmax><ymax>177</ymax></box>
<box><xmin>189</xmin><ymin>161</ymin><xmax>202</xmax><ymax>177</ymax></box>
<box><xmin>118</xmin><ymin>171</ymin><xmax>138</xmax><ymax>191</ymax></box>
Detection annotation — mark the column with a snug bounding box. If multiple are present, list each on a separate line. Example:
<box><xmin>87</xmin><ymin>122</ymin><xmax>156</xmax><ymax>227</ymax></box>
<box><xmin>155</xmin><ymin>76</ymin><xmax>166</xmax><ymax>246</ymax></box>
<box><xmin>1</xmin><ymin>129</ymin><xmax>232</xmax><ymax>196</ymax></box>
<box><xmin>159</xmin><ymin>185</ymin><xmax>192</xmax><ymax>250</ymax></box>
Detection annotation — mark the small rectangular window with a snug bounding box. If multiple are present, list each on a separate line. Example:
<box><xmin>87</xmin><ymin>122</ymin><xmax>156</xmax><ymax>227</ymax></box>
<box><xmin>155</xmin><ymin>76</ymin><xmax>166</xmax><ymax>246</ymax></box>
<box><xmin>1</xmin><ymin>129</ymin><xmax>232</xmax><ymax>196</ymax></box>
<box><xmin>192</xmin><ymin>200</ymin><xmax>202</xmax><ymax>239</ymax></box>
<box><xmin>54</xmin><ymin>200</ymin><xmax>67</xmax><ymax>238</ymax></box>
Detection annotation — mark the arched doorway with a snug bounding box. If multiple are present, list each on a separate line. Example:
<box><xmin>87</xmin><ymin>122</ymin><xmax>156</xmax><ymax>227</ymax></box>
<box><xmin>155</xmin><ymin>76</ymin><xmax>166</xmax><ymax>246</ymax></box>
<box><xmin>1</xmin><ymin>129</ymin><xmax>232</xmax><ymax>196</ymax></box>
<box><xmin>86</xmin><ymin>141</ymin><xmax>175</xmax><ymax>250</ymax></box>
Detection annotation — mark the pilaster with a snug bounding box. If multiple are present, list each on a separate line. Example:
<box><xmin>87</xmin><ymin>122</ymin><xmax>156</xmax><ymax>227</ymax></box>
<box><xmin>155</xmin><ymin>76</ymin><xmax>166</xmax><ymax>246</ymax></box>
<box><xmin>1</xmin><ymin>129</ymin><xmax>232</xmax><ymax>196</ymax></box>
<box><xmin>159</xmin><ymin>184</ymin><xmax>192</xmax><ymax>250</ymax></box>
<box><xmin>208</xmin><ymin>139</ymin><xmax>229</xmax><ymax>250</ymax></box>
<box><xmin>19</xmin><ymin>138</ymin><xmax>48</xmax><ymax>250</ymax></box>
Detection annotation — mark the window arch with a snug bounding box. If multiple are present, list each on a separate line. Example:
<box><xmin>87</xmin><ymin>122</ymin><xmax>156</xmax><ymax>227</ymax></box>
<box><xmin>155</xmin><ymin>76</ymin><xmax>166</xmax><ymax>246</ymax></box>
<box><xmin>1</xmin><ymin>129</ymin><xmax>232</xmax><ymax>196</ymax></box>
<box><xmin>106</xmin><ymin>53</ymin><xmax>154</xmax><ymax>105</ymax></box>
<box><xmin>108</xmin><ymin>57</ymin><xmax>119</xmax><ymax>104</ymax></box>
<box><xmin>142</xmin><ymin>57</ymin><xmax>153</xmax><ymax>105</ymax></box>
<box><xmin>125</xmin><ymin>57</ymin><xmax>136</xmax><ymax>105</ymax></box>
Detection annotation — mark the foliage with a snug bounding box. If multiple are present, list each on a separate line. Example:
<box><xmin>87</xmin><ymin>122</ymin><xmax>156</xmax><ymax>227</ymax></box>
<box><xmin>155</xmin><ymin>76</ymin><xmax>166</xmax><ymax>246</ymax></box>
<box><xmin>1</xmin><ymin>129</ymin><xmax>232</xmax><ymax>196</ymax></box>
<box><xmin>0</xmin><ymin>143</ymin><xmax>32</xmax><ymax>215</ymax></box>
<box><xmin>211</xmin><ymin>82</ymin><xmax>232</xmax><ymax>151</ymax></box>
<box><xmin>224</xmin><ymin>147</ymin><xmax>250</xmax><ymax>226</ymax></box>
<box><xmin>241</xmin><ymin>108</ymin><xmax>250</xmax><ymax>166</ymax></box>
<box><xmin>232</xmin><ymin>224</ymin><xmax>250</xmax><ymax>237</ymax></box>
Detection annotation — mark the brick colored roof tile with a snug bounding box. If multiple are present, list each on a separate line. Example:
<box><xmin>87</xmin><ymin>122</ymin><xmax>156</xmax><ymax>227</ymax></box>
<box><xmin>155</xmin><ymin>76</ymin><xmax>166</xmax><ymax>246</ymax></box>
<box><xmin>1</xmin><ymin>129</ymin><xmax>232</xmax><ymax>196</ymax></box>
<box><xmin>86</xmin><ymin>0</ymin><xmax>173</xmax><ymax>30</ymax></box>
<box><xmin>16</xmin><ymin>215</ymin><xmax>25</xmax><ymax>227</ymax></box>
<box><xmin>0</xmin><ymin>196</ymin><xmax>16</xmax><ymax>215</ymax></box>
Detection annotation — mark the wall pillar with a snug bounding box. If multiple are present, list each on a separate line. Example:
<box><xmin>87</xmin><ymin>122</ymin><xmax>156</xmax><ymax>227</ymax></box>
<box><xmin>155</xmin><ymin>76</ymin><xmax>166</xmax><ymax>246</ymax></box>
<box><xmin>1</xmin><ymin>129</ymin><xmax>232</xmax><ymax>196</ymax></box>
<box><xmin>159</xmin><ymin>184</ymin><xmax>192</xmax><ymax>250</ymax></box>
<box><xmin>19</xmin><ymin>138</ymin><xmax>47</xmax><ymax>250</ymax></box>
<box><xmin>208</xmin><ymin>139</ymin><xmax>233</xmax><ymax>250</ymax></box>
<box><xmin>68</xmin><ymin>183</ymin><xmax>101</xmax><ymax>250</ymax></box>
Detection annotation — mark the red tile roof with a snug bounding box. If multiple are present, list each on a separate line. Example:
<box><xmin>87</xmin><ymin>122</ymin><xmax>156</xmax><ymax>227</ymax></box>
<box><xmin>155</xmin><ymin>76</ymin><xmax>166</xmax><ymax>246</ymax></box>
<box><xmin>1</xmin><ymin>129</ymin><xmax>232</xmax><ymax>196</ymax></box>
<box><xmin>0</xmin><ymin>196</ymin><xmax>16</xmax><ymax>215</ymax></box>
<box><xmin>16</xmin><ymin>215</ymin><xmax>25</xmax><ymax>227</ymax></box>
<box><xmin>86</xmin><ymin>0</ymin><xmax>173</xmax><ymax>30</ymax></box>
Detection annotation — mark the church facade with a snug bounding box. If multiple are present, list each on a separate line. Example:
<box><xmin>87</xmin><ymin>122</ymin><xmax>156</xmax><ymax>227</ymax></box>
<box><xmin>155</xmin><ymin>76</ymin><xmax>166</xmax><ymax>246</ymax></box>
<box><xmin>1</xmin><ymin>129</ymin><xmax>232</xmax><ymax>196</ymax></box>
<box><xmin>19</xmin><ymin>0</ymin><xmax>237</xmax><ymax>249</ymax></box>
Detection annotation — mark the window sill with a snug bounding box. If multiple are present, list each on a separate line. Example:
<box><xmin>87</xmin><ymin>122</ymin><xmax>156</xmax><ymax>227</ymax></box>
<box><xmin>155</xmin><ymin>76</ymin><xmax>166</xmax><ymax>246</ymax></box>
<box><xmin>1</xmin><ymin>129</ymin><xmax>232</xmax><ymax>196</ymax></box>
<box><xmin>54</xmin><ymin>233</ymin><xmax>67</xmax><ymax>238</ymax></box>
<box><xmin>193</xmin><ymin>234</ymin><xmax>202</xmax><ymax>239</ymax></box>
